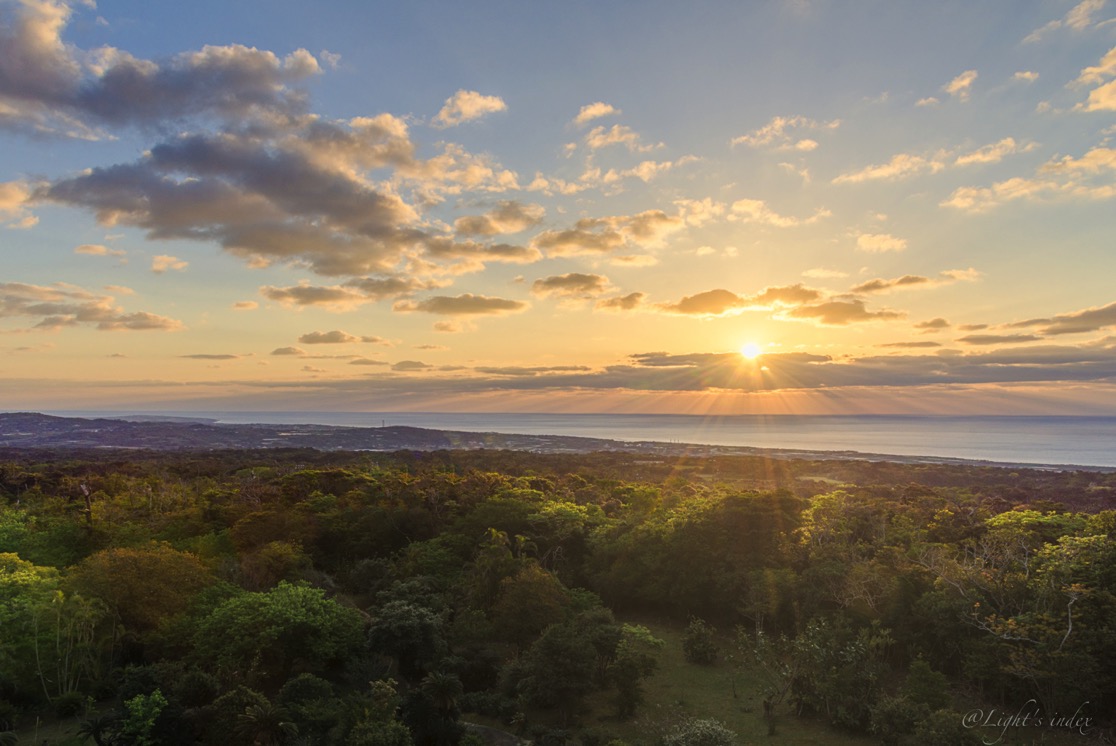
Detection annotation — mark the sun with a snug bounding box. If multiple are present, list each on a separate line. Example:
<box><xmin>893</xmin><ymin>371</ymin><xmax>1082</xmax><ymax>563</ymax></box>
<box><xmin>740</xmin><ymin>342</ymin><xmax>762</xmax><ymax>359</ymax></box>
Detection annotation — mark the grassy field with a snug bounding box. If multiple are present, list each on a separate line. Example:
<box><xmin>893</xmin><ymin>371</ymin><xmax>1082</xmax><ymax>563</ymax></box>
<box><xmin>463</xmin><ymin>618</ymin><xmax>875</xmax><ymax>744</ymax></box>
<box><xmin>578</xmin><ymin>620</ymin><xmax>873</xmax><ymax>745</ymax></box>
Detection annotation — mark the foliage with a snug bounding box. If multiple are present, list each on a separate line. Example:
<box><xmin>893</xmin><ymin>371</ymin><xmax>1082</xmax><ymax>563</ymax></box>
<box><xmin>660</xmin><ymin>718</ymin><xmax>738</xmax><ymax>746</ymax></box>
<box><xmin>682</xmin><ymin>618</ymin><xmax>717</xmax><ymax>665</ymax></box>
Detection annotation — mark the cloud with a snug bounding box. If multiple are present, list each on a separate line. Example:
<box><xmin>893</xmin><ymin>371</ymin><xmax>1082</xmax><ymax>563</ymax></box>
<box><xmin>803</xmin><ymin>267</ymin><xmax>849</xmax><ymax>279</ymax></box>
<box><xmin>0</xmin><ymin>0</ymin><xmax>320</xmax><ymax>137</ymax></box>
<box><xmin>432</xmin><ymin>90</ymin><xmax>507</xmax><ymax>128</ymax></box>
<box><xmin>393</xmin><ymin>293</ymin><xmax>529</xmax><ymax>316</ymax></box>
<box><xmin>0</xmin><ymin>280</ymin><xmax>183</xmax><ymax>331</ymax></box>
<box><xmin>915</xmin><ymin>317</ymin><xmax>951</xmax><ymax>331</ymax></box>
<box><xmin>595</xmin><ymin>292</ymin><xmax>645</xmax><ymax>311</ymax></box>
<box><xmin>573</xmin><ymin>101</ymin><xmax>620</xmax><ymax>126</ymax></box>
<box><xmin>833</xmin><ymin>152</ymin><xmax>946</xmax><ymax>183</ymax></box>
<box><xmin>879</xmin><ymin>341</ymin><xmax>943</xmax><ymax>349</ymax></box>
<box><xmin>954</xmin><ymin>138</ymin><xmax>1038</xmax><ymax>166</ymax></box>
<box><xmin>298</xmin><ymin>330</ymin><xmax>385</xmax><ymax>344</ymax></box>
<box><xmin>260</xmin><ymin>276</ymin><xmax>431</xmax><ymax>311</ymax></box>
<box><xmin>392</xmin><ymin>359</ymin><xmax>432</xmax><ymax>371</ymax></box>
<box><xmin>729</xmin><ymin>199</ymin><xmax>831</xmax><ymax>227</ymax></box>
<box><xmin>730</xmin><ymin>114</ymin><xmax>840</xmax><ymax>150</ymax></box>
<box><xmin>852</xmin><ymin>268</ymin><xmax>979</xmax><ymax>293</ymax></box>
<box><xmin>0</xmin><ymin>181</ymin><xmax>37</xmax><ymax>227</ymax></box>
<box><xmin>349</xmin><ymin>358</ymin><xmax>389</xmax><ymax>366</ymax></box>
<box><xmin>958</xmin><ymin>334</ymin><xmax>1044</xmax><ymax>345</ymax></box>
<box><xmin>1011</xmin><ymin>300</ymin><xmax>1116</xmax><ymax>336</ymax></box>
<box><xmin>1025</xmin><ymin>0</ymin><xmax>1108</xmax><ymax>42</ymax></box>
<box><xmin>787</xmin><ymin>299</ymin><xmax>904</xmax><ymax>325</ymax></box>
<box><xmin>531</xmin><ymin>209</ymin><xmax>685</xmax><ymax>257</ymax></box>
<box><xmin>453</xmin><ymin>201</ymin><xmax>545</xmax><ymax>236</ymax></box>
<box><xmin>915</xmin><ymin>97</ymin><xmax>940</xmax><ymax>107</ymax></box>
<box><xmin>271</xmin><ymin>346</ymin><xmax>306</xmax><ymax>355</ymax></box>
<box><xmin>474</xmin><ymin>365</ymin><xmax>592</xmax><ymax>377</ymax></box>
<box><xmin>658</xmin><ymin>283</ymin><xmax>820</xmax><ymax>316</ymax></box>
<box><xmin>856</xmin><ymin>233</ymin><xmax>907</xmax><ymax>252</ymax></box>
<box><xmin>74</xmin><ymin>243</ymin><xmax>126</xmax><ymax>257</ymax></box>
<box><xmin>261</xmin><ymin>284</ymin><xmax>370</xmax><ymax>311</ymax></box>
<box><xmin>232</xmin><ymin>301</ymin><xmax>258</xmax><ymax>310</ymax></box>
<box><xmin>584</xmin><ymin>124</ymin><xmax>657</xmax><ymax>152</ymax></box>
<box><xmin>1075</xmin><ymin>46</ymin><xmax>1116</xmax><ymax>111</ymax></box>
<box><xmin>944</xmin><ymin>70</ymin><xmax>978</xmax><ymax>101</ymax></box>
<box><xmin>942</xmin><ymin>147</ymin><xmax>1116</xmax><ymax>212</ymax></box>
<box><xmin>531</xmin><ymin>273</ymin><xmax>611</xmax><ymax>298</ymax></box>
<box><xmin>1014</xmin><ymin>71</ymin><xmax>1040</xmax><ymax>83</ymax></box>
<box><xmin>151</xmin><ymin>254</ymin><xmax>188</xmax><ymax>273</ymax></box>
<box><xmin>181</xmin><ymin>353</ymin><xmax>241</xmax><ymax>360</ymax></box>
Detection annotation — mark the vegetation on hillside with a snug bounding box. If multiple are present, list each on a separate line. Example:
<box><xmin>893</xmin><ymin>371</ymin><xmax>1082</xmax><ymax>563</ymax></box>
<box><xmin>0</xmin><ymin>447</ymin><xmax>1113</xmax><ymax>744</ymax></box>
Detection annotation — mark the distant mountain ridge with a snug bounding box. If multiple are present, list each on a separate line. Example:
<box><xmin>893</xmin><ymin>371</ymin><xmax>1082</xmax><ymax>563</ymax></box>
<box><xmin>2</xmin><ymin>412</ymin><xmax>1112</xmax><ymax>472</ymax></box>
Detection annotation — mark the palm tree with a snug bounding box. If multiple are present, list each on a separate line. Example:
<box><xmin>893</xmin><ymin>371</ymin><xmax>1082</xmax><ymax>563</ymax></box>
<box><xmin>419</xmin><ymin>671</ymin><xmax>463</xmax><ymax>715</ymax></box>
<box><xmin>235</xmin><ymin>702</ymin><xmax>299</xmax><ymax>746</ymax></box>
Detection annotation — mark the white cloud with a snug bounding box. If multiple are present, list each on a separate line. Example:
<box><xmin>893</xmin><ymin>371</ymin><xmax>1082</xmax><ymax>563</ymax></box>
<box><xmin>943</xmin><ymin>147</ymin><xmax>1116</xmax><ymax>212</ymax></box>
<box><xmin>944</xmin><ymin>70</ymin><xmax>978</xmax><ymax>101</ymax></box>
<box><xmin>573</xmin><ymin>101</ymin><xmax>620</xmax><ymax>126</ymax></box>
<box><xmin>1075</xmin><ymin>46</ymin><xmax>1116</xmax><ymax>111</ymax></box>
<box><xmin>151</xmin><ymin>255</ymin><xmax>188</xmax><ymax>274</ymax></box>
<box><xmin>954</xmin><ymin>138</ymin><xmax>1038</xmax><ymax>167</ymax></box>
<box><xmin>731</xmin><ymin>115</ymin><xmax>840</xmax><ymax>150</ymax></box>
<box><xmin>1025</xmin><ymin>0</ymin><xmax>1108</xmax><ymax>42</ymax></box>
<box><xmin>856</xmin><ymin>232</ymin><xmax>908</xmax><ymax>252</ymax></box>
<box><xmin>0</xmin><ymin>281</ymin><xmax>183</xmax><ymax>331</ymax></box>
<box><xmin>729</xmin><ymin>199</ymin><xmax>830</xmax><ymax>227</ymax></box>
<box><xmin>432</xmin><ymin>90</ymin><xmax>507</xmax><ymax>128</ymax></box>
<box><xmin>75</xmin><ymin>243</ymin><xmax>126</xmax><ymax>257</ymax></box>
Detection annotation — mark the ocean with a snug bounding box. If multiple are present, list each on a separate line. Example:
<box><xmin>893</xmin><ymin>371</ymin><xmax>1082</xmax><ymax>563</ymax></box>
<box><xmin>49</xmin><ymin>411</ymin><xmax>1116</xmax><ymax>469</ymax></box>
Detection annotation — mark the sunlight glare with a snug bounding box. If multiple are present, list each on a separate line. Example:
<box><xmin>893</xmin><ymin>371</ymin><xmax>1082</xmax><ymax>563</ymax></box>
<box><xmin>740</xmin><ymin>342</ymin><xmax>762</xmax><ymax>359</ymax></box>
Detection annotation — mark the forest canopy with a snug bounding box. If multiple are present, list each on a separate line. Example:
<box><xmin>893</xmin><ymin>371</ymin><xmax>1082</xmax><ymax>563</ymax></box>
<box><xmin>0</xmin><ymin>446</ymin><xmax>1113</xmax><ymax>744</ymax></box>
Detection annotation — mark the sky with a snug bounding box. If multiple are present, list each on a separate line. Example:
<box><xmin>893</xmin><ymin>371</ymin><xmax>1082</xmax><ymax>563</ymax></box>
<box><xmin>2</xmin><ymin>0</ymin><xmax>1116</xmax><ymax>415</ymax></box>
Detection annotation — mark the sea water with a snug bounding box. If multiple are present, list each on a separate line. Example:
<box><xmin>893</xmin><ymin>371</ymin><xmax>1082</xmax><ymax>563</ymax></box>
<box><xmin>49</xmin><ymin>411</ymin><xmax>1116</xmax><ymax>468</ymax></box>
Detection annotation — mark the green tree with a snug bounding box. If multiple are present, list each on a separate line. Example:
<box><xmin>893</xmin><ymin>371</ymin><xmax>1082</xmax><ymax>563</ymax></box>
<box><xmin>193</xmin><ymin>582</ymin><xmax>364</xmax><ymax>690</ymax></box>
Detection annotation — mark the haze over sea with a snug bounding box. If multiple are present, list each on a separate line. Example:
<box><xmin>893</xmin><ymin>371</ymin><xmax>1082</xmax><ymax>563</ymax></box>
<box><xmin>50</xmin><ymin>412</ymin><xmax>1116</xmax><ymax>469</ymax></box>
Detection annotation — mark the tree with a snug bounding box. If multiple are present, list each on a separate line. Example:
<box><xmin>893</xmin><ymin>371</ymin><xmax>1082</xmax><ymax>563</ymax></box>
<box><xmin>610</xmin><ymin>624</ymin><xmax>663</xmax><ymax>719</ymax></box>
<box><xmin>193</xmin><ymin>582</ymin><xmax>364</xmax><ymax>690</ymax></box>
<box><xmin>508</xmin><ymin>621</ymin><xmax>597</xmax><ymax>725</ymax></box>
<box><xmin>683</xmin><ymin>618</ymin><xmax>717</xmax><ymax>665</ymax></box>
<box><xmin>67</xmin><ymin>543</ymin><xmax>215</xmax><ymax>635</ymax></box>
<box><xmin>235</xmin><ymin>702</ymin><xmax>299</xmax><ymax>746</ymax></box>
<box><xmin>661</xmin><ymin>718</ymin><xmax>738</xmax><ymax>746</ymax></box>
<box><xmin>491</xmin><ymin>563</ymin><xmax>571</xmax><ymax>649</ymax></box>
<box><xmin>367</xmin><ymin>601</ymin><xmax>447</xmax><ymax>681</ymax></box>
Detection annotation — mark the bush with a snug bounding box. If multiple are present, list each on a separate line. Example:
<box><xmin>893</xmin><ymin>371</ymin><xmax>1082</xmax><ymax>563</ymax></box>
<box><xmin>682</xmin><ymin>618</ymin><xmax>718</xmax><ymax>665</ymax></box>
<box><xmin>661</xmin><ymin>718</ymin><xmax>737</xmax><ymax>746</ymax></box>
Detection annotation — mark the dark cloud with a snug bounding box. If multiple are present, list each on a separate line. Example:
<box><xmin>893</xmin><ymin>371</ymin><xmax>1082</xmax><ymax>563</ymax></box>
<box><xmin>393</xmin><ymin>294</ymin><xmax>529</xmax><ymax>316</ymax></box>
<box><xmin>958</xmin><ymin>334</ymin><xmax>1043</xmax><ymax>345</ymax></box>
<box><xmin>1034</xmin><ymin>301</ymin><xmax>1116</xmax><ymax>336</ymax></box>
<box><xmin>915</xmin><ymin>317</ymin><xmax>951</xmax><ymax>330</ymax></box>
<box><xmin>180</xmin><ymin>353</ymin><xmax>240</xmax><ymax>360</ymax></box>
<box><xmin>0</xmin><ymin>0</ymin><xmax>319</xmax><ymax>136</ymax></box>
<box><xmin>270</xmin><ymin>346</ymin><xmax>305</xmax><ymax>356</ymax></box>
<box><xmin>531</xmin><ymin>273</ymin><xmax>610</xmax><ymax>298</ymax></box>
<box><xmin>852</xmin><ymin>275</ymin><xmax>929</xmax><ymax>294</ymax></box>
<box><xmin>659</xmin><ymin>289</ymin><xmax>743</xmax><ymax>315</ymax></box>
<box><xmin>299</xmin><ymin>330</ymin><xmax>361</xmax><ymax>344</ymax></box>
<box><xmin>787</xmin><ymin>300</ymin><xmax>904</xmax><ymax>325</ymax></box>
<box><xmin>454</xmin><ymin>201</ymin><xmax>544</xmax><ymax>236</ymax></box>
<box><xmin>473</xmin><ymin>365</ymin><xmax>592</xmax><ymax>377</ymax></box>
<box><xmin>595</xmin><ymin>292</ymin><xmax>645</xmax><ymax>311</ymax></box>
<box><xmin>392</xmin><ymin>360</ymin><xmax>432</xmax><ymax>371</ymax></box>
<box><xmin>530</xmin><ymin>210</ymin><xmax>684</xmax><ymax>257</ymax></box>
<box><xmin>658</xmin><ymin>284</ymin><xmax>821</xmax><ymax>316</ymax></box>
<box><xmin>0</xmin><ymin>281</ymin><xmax>183</xmax><ymax>332</ymax></box>
<box><xmin>878</xmin><ymin>341</ymin><xmax>943</xmax><ymax>348</ymax></box>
